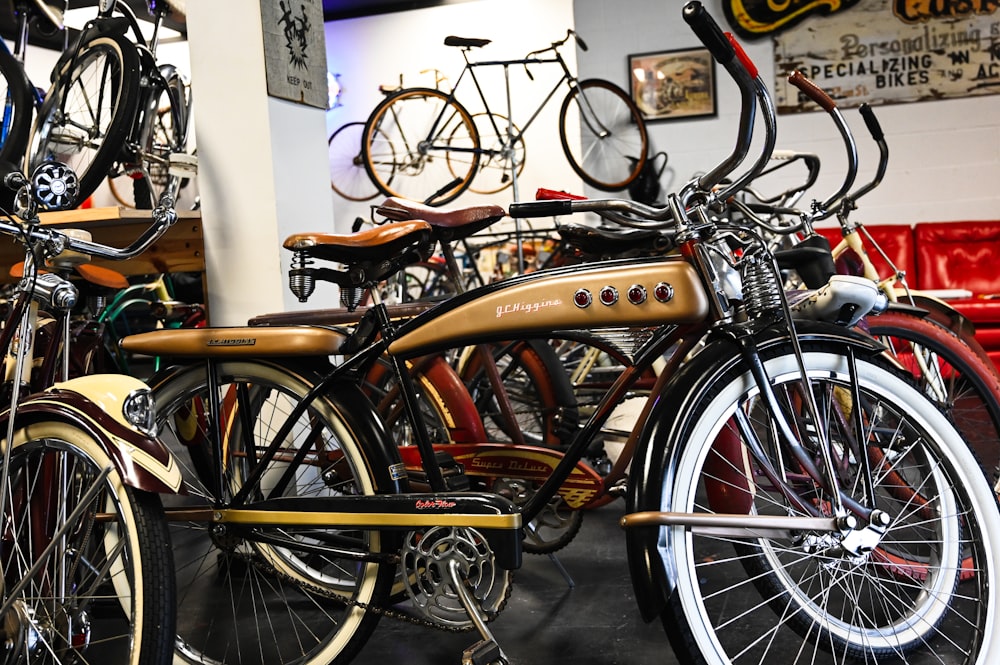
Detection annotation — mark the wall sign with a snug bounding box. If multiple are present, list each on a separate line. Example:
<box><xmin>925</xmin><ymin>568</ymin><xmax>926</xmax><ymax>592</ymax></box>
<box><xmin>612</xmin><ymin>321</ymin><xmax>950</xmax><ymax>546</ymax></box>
<box><xmin>724</xmin><ymin>0</ymin><xmax>862</xmax><ymax>40</ymax></box>
<box><xmin>628</xmin><ymin>48</ymin><xmax>717</xmax><ymax>122</ymax></box>
<box><xmin>261</xmin><ymin>0</ymin><xmax>328</xmax><ymax>108</ymax></box>
<box><xmin>773</xmin><ymin>0</ymin><xmax>1000</xmax><ymax>113</ymax></box>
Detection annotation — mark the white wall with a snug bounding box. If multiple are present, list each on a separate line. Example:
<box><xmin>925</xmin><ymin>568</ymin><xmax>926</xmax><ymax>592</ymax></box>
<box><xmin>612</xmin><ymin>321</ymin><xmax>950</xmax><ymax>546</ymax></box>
<box><xmin>324</xmin><ymin>0</ymin><xmax>580</xmax><ymax>230</ymax></box>
<box><xmin>573</xmin><ymin>0</ymin><xmax>1000</xmax><ymax>225</ymax></box>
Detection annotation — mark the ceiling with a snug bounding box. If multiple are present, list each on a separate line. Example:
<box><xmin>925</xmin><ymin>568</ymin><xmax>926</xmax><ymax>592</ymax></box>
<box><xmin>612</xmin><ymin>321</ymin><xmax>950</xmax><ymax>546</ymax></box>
<box><xmin>1</xmin><ymin>0</ymin><xmax>471</xmax><ymax>50</ymax></box>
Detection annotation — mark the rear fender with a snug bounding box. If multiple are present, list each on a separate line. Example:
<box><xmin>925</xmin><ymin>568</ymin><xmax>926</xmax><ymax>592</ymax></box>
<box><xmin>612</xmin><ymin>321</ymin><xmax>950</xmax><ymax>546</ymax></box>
<box><xmin>625</xmin><ymin>321</ymin><xmax>885</xmax><ymax>622</ymax></box>
<box><xmin>9</xmin><ymin>374</ymin><xmax>182</xmax><ymax>494</ymax></box>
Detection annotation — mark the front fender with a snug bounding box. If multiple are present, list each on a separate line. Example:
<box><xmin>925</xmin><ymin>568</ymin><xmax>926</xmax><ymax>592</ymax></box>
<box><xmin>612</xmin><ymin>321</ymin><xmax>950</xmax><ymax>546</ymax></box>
<box><xmin>625</xmin><ymin>321</ymin><xmax>885</xmax><ymax>623</ymax></box>
<box><xmin>8</xmin><ymin>375</ymin><xmax>183</xmax><ymax>494</ymax></box>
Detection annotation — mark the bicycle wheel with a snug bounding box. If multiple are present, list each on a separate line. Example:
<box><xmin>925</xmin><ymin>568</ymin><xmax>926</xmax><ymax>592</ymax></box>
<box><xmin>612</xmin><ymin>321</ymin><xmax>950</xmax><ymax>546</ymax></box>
<box><xmin>362</xmin><ymin>87</ymin><xmax>479</xmax><ymax>206</ymax></box>
<box><xmin>150</xmin><ymin>360</ymin><xmax>396</xmax><ymax>665</ymax></box>
<box><xmin>27</xmin><ymin>32</ymin><xmax>141</xmax><ymax>206</ymax></box>
<box><xmin>2</xmin><ymin>420</ymin><xmax>175</xmax><ymax>664</ymax></box>
<box><xmin>559</xmin><ymin>78</ymin><xmax>647</xmax><ymax>192</ymax></box>
<box><xmin>329</xmin><ymin>121</ymin><xmax>381</xmax><ymax>201</ymax></box>
<box><xmin>461</xmin><ymin>339</ymin><xmax>580</xmax><ymax>448</ymax></box>
<box><xmin>109</xmin><ymin>66</ymin><xmax>192</xmax><ymax>209</ymax></box>
<box><xmin>457</xmin><ymin>113</ymin><xmax>525</xmax><ymax>195</ymax></box>
<box><xmin>643</xmin><ymin>339</ymin><xmax>1000</xmax><ymax>664</ymax></box>
<box><xmin>865</xmin><ymin>310</ymin><xmax>1000</xmax><ymax>490</ymax></box>
<box><xmin>0</xmin><ymin>43</ymin><xmax>33</xmax><ymax>170</ymax></box>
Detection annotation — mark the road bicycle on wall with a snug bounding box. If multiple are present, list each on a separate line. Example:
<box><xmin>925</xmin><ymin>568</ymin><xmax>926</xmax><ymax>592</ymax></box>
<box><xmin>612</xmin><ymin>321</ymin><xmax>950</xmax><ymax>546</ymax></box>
<box><xmin>0</xmin><ymin>161</ymin><xmax>182</xmax><ymax>664</ymax></box>
<box><xmin>18</xmin><ymin>0</ymin><xmax>194</xmax><ymax>209</ymax></box>
<box><xmin>360</xmin><ymin>29</ymin><xmax>648</xmax><ymax>205</ymax></box>
<box><xmin>119</xmin><ymin>6</ymin><xmax>1000</xmax><ymax>664</ymax></box>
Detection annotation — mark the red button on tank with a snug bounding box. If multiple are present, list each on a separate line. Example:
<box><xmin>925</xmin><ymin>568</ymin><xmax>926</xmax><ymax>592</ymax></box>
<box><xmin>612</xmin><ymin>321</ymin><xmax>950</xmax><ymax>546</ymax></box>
<box><xmin>654</xmin><ymin>282</ymin><xmax>674</xmax><ymax>303</ymax></box>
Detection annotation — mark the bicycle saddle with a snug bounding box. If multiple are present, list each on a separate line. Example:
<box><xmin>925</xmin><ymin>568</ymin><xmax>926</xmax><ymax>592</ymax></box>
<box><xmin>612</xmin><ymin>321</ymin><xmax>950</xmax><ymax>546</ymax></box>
<box><xmin>285</xmin><ymin>219</ymin><xmax>435</xmax><ymax>295</ymax></box>
<box><xmin>376</xmin><ymin>197</ymin><xmax>505</xmax><ymax>241</ymax></box>
<box><xmin>444</xmin><ymin>36</ymin><xmax>491</xmax><ymax>49</ymax></box>
<box><xmin>284</xmin><ymin>219</ymin><xmax>432</xmax><ymax>264</ymax></box>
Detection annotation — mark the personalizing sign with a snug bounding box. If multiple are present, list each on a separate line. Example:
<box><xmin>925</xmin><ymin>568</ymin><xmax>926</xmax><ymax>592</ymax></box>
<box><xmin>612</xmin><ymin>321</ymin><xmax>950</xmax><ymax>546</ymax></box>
<box><xmin>772</xmin><ymin>0</ymin><xmax>1000</xmax><ymax>112</ymax></box>
<box><xmin>260</xmin><ymin>0</ymin><xmax>328</xmax><ymax>108</ymax></box>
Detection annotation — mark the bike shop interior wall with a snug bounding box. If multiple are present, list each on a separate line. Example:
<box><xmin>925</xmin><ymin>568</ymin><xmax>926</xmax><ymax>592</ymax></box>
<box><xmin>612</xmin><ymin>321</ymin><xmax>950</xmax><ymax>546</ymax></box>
<box><xmin>324</xmin><ymin>0</ymin><xmax>997</xmax><ymax>228</ymax></box>
<box><xmin>573</xmin><ymin>0</ymin><xmax>999</xmax><ymax>225</ymax></box>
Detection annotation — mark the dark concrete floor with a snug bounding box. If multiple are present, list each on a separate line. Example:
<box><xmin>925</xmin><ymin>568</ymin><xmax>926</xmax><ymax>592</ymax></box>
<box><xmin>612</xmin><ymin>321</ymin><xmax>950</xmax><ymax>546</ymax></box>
<box><xmin>349</xmin><ymin>501</ymin><xmax>678</xmax><ymax>665</ymax></box>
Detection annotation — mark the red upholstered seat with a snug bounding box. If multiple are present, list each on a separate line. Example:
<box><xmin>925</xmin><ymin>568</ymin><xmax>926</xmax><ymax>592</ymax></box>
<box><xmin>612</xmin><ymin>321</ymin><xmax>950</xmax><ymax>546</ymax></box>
<box><xmin>816</xmin><ymin>220</ymin><xmax>1000</xmax><ymax>374</ymax></box>
<box><xmin>915</xmin><ymin>221</ymin><xmax>1000</xmax><ymax>294</ymax></box>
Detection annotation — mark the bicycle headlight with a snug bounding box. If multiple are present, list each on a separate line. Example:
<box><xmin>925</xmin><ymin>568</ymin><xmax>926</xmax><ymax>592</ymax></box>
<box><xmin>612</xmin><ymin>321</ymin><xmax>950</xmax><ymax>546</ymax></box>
<box><xmin>123</xmin><ymin>388</ymin><xmax>158</xmax><ymax>437</ymax></box>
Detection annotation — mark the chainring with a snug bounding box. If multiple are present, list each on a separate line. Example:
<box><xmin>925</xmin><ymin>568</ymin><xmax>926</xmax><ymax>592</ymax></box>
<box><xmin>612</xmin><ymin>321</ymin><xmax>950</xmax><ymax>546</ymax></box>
<box><xmin>401</xmin><ymin>526</ymin><xmax>511</xmax><ymax>629</ymax></box>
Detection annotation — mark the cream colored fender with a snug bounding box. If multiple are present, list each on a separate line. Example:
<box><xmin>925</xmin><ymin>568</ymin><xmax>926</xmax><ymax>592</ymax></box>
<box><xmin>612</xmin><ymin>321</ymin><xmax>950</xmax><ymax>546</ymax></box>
<box><xmin>6</xmin><ymin>374</ymin><xmax>183</xmax><ymax>494</ymax></box>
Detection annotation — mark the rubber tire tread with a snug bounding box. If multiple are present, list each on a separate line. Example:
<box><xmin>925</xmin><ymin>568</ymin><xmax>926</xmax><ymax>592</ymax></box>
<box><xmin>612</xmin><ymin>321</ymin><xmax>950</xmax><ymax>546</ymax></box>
<box><xmin>865</xmin><ymin>309</ymin><xmax>1000</xmax><ymax>484</ymax></box>
<box><xmin>28</xmin><ymin>32</ymin><xmax>141</xmax><ymax>206</ymax></box>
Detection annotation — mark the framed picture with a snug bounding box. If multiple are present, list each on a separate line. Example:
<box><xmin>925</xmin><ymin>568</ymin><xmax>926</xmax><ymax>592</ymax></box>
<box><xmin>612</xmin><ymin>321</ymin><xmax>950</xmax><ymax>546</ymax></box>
<box><xmin>628</xmin><ymin>47</ymin><xmax>716</xmax><ymax>122</ymax></box>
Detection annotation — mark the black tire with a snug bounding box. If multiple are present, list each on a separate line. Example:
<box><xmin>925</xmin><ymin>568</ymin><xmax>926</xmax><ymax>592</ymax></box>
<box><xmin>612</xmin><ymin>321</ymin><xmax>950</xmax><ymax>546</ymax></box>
<box><xmin>0</xmin><ymin>43</ymin><xmax>34</xmax><ymax>171</ymax></box>
<box><xmin>27</xmin><ymin>32</ymin><xmax>141</xmax><ymax>207</ymax></box>
<box><xmin>3</xmin><ymin>421</ymin><xmax>175</xmax><ymax>664</ymax></box>
<box><xmin>865</xmin><ymin>309</ymin><xmax>1000</xmax><ymax>489</ymax></box>
<box><xmin>329</xmin><ymin>121</ymin><xmax>381</xmax><ymax>201</ymax></box>
<box><xmin>149</xmin><ymin>360</ymin><xmax>397</xmax><ymax>665</ymax></box>
<box><xmin>638</xmin><ymin>339</ymin><xmax>1000</xmax><ymax>664</ymax></box>
<box><xmin>362</xmin><ymin>87</ymin><xmax>479</xmax><ymax>205</ymax></box>
<box><xmin>559</xmin><ymin>78</ymin><xmax>647</xmax><ymax>191</ymax></box>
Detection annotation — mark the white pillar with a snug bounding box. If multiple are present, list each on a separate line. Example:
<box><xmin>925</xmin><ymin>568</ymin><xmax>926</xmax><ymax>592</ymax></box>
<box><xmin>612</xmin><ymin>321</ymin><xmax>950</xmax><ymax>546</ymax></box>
<box><xmin>186</xmin><ymin>0</ymin><xmax>335</xmax><ymax>325</ymax></box>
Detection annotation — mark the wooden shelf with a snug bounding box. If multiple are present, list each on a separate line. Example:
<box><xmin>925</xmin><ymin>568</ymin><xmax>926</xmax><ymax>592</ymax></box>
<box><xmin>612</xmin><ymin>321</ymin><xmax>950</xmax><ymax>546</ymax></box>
<box><xmin>0</xmin><ymin>206</ymin><xmax>204</xmax><ymax>282</ymax></box>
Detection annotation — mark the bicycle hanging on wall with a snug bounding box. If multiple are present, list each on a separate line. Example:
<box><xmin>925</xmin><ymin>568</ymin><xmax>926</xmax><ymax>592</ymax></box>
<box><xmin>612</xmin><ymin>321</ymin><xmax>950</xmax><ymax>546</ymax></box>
<box><xmin>360</xmin><ymin>29</ymin><xmax>649</xmax><ymax>205</ymax></box>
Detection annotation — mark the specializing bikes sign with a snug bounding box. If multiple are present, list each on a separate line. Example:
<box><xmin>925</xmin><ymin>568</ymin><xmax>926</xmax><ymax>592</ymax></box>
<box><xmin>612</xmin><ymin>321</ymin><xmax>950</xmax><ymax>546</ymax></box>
<box><xmin>260</xmin><ymin>0</ymin><xmax>328</xmax><ymax>109</ymax></box>
<box><xmin>771</xmin><ymin>0</ymin><xmax>1000</xmax><ymax>112</ymax></box>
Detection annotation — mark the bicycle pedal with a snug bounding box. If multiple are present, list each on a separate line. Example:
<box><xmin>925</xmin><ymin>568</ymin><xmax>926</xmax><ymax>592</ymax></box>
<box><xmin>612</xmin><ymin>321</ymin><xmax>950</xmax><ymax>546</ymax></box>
<box><xmin>462</xmin><ymin>639</ymin><xmax>503</xmax><ymax>665</ymax></box>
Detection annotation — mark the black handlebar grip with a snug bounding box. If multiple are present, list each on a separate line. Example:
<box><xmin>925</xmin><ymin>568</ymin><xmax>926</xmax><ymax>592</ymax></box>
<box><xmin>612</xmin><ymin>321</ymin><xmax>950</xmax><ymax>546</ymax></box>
<box><xmin>575</xmin><ymin>33</ymin><xmax>588</xmax><ymax>51</ymax></box>
<box><xmin>787</xmin><ymin>70</ymin><xmax>836</xmax><ymax>113</ymax></box>
<box><xmin>509</xmin><ymin>200</ymin><xmax>574</xmax><ymax>218</ymax></box>
<box><xmin>0</xmin><ymin>161</ymin><xmax>25</xmax><ymax>191</ymax></box>
<box><xmin>859</xmin><ymin>103</ymin><xmax>884</xmax><ymax>142</ymax></box>
<box><xmin>682</xmin><ymin>1</ymin><xmax>734</xmax><ymax>65</ymax></box>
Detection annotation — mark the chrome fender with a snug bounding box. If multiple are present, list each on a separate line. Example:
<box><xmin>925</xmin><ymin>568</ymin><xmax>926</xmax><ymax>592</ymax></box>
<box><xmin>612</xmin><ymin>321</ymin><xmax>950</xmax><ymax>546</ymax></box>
<box><xmin>8</xmin><ymin>374</ymin><xmax>183</xmax><ymax>494</ymax></box>
<box><xmin>624</xmin><ymin>321</ymin><xmax>885</xmax><ymax>623</ymax></box>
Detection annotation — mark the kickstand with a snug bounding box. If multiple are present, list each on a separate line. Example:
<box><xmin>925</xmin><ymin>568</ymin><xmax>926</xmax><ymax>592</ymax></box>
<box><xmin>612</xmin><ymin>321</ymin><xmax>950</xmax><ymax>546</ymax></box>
<box><xmin>547</xmin><ymin>552</ymin><xmax>575</xmax><ymax>588</ymax></box>
<box><xmin>449</xmin><ymin>559</ymin><xmax>510</xmax><ymax>665</ymax></box>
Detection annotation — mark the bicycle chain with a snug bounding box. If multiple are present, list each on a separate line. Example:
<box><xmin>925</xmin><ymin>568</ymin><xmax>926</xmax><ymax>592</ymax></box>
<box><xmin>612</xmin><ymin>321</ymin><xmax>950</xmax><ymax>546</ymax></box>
<box><xmin>231</xmin><ymin>550</ymin><xmax>513</xmax><ymax>633</ymax></box>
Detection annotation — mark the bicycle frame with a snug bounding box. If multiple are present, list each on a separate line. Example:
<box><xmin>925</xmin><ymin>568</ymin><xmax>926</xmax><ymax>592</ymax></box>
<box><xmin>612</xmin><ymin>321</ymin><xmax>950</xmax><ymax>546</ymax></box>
<box><xmin>416</xmin><ymin>40</ymin><xmax>599</xmax><ymax>164</ymax></box>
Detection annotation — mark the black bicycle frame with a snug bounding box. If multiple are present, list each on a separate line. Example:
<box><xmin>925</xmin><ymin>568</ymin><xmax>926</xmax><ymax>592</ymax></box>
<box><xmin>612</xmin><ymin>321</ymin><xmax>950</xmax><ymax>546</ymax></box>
<box><xmin>420</xmin><ymin>47</ymin><xmax>583</xmax><ymax>161</ymax></box>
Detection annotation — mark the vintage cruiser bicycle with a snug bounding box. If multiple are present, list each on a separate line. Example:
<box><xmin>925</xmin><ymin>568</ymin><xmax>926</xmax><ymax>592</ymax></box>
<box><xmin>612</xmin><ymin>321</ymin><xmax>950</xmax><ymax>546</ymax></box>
<box><xmin>121</xmin><ymin>5</ymin><xmax>1000</xmax><ymax>664</ymax></box>
<box><xmin>0</xmin><ymin>161</ymin><xmax>184</xmax><ymax>664</ymax></box>
<box><xmin>360</xmin><ymin>29</ymin><xmax>648</xmax><ymax>205</ymax></box>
